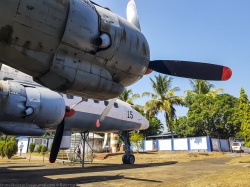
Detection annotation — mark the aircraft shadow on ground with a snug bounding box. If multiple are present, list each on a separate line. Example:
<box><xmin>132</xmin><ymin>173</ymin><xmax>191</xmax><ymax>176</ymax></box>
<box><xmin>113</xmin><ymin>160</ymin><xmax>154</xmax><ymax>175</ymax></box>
<box><xmin>0</xmin><ymin>161</ymin><xmax>177</xmax><ymax>184</ymax></box>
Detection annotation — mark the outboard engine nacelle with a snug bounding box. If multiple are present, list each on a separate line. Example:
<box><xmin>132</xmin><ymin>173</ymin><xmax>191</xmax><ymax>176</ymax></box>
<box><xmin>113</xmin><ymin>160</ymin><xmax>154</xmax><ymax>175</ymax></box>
<box><xmin>0</xmin><ymin>80</ymin><xmax>65</xmax><ymax>131</ymax></box>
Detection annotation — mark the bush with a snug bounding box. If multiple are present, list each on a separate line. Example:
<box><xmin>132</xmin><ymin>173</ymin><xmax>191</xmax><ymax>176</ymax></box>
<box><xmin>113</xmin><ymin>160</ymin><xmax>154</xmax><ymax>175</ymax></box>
<box><xmin>49</xmin><ymin>142</ymin><xmax>53</xmax><ymax>152</ymax></box>
<box><xmin>130</xmin><ymin>132</ymin><xmax>144</xmax><ymax>153</ymax></box>
<box><xmin>0</xmin><ymin>141</ymin><xmax>5</xmax><ymax>158</ymax></box>
<box><xmin>4</xmin><ymin>140</ymin><xmax>18</xmax><ymax>159</ymax></box>
<box><xmin>36</xmin><ymin>145</ymin><xmax>42</xmax><ymax>153</ymax></box>
<box><xmin>29</xmin><ymin>143</ymin><xmax>36</xmax><ymax>153</ymax></box>
<box><xmin>41</xmin><ymin>145</ymin><xmax>47</xmax><ymax>155</ymax></box>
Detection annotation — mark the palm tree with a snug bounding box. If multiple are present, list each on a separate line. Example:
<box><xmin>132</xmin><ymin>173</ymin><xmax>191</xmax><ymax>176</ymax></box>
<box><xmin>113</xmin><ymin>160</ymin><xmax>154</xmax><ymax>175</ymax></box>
<box><xmin>185</xmin><ymin>80</ymin><xmax>223</xmax><ymax>96</ymax></box>
<box><xmin>119</xmin><ymin>88</ymin><xmax>140</xmax><ymax>104</ymax></box>
<box><xmin>143</xmin><ymin>75</ymin><xmax>185</xmax><ymax>138</ymax></box>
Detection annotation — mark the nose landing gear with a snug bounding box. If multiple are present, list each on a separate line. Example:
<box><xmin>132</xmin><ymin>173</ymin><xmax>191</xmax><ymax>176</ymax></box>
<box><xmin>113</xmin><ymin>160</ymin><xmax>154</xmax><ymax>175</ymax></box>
<box><xmin>119</xmin><ymin>131</ymin><xmax>135</xmax><ymax>164</ymax></box>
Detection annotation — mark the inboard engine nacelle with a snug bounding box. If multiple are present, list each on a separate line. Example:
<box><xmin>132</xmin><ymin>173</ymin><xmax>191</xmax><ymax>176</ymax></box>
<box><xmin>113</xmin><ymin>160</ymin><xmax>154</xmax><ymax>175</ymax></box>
<box><xmin>0</xmin><ymin>0</ymin><xmax>149</xmax><ymax>100</ymax></box>
<box><xmin>0</xmin><ymin>80</ymin><xmax>65</xmax><ymax>135</ymax></box>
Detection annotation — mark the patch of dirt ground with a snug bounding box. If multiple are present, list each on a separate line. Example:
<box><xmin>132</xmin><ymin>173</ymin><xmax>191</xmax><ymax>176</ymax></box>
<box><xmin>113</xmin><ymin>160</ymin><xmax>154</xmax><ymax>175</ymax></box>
<box><xmin>0</xmin><ymin>152</ymin><xmax>249</xmax><ymax>187</ymax></box>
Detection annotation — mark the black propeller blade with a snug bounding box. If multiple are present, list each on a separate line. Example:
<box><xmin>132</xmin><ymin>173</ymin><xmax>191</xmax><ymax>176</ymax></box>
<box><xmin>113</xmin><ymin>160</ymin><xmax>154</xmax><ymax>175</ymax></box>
<box><xmin>49</xmin><ymin>119</ymin><xmax>65</xmax><ymax>163</ymax></box>
<box><xmin>49</xmin><ymin>106</ymin><xmax>75</xmax><ymax>163</ymax></box>
<box><xmin>148</xmin><ymin>60</ymin><xmax>232</xmax><ymax>81</ymax></box>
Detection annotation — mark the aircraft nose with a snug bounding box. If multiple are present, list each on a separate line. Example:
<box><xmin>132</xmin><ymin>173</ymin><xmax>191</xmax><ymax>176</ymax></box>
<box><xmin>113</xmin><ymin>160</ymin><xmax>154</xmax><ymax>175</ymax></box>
<box><xmin>140</xmin><ymin>117</ymin><xmax>149</xmax><ymax>130</ymax></box>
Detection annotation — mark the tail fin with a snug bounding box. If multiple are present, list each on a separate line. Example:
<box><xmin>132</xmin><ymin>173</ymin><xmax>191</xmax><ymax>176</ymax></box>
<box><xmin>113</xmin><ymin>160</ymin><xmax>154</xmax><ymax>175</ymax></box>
<box><xmin>126</xmin><ymin>0</ymin><xmax>141</xmax><ymax>31</ymax></box>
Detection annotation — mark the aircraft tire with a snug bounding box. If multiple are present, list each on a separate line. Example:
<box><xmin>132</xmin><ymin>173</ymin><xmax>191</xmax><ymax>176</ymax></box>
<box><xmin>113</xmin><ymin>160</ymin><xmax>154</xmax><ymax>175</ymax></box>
<box><xmin>122</xmin><ymin>154</ymin><xmax>135</xmax><ymax>164</ymax></box>
<box><xmin>128</xmin><ymin>155</ymin><xmax>135</xmax><ymax>164</ymax></box>
<box><xmin>122</xmin><ymin>154</ymin><xmax>129</xmax><ymax>164</ymax></box>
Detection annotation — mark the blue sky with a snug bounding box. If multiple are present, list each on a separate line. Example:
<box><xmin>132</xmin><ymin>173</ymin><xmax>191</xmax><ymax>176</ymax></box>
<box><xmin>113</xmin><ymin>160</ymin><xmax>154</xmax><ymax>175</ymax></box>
<box><xmin>93</xmin><ymin>0</ymin><xmax>250</xmax><ymax>131</ymax></box>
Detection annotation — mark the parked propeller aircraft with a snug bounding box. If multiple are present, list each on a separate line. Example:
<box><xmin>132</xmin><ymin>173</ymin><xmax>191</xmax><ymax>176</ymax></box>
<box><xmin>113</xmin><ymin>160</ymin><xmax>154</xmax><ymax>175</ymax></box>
<box><xmin>0</xmin><ymin>64</ymin><xmax>149</xmax><ymax>164</ymax></box>
<box><xmin>0</xmin><ymin>0</ymin><xmax>232</xmax><ymax>164</ymax></box>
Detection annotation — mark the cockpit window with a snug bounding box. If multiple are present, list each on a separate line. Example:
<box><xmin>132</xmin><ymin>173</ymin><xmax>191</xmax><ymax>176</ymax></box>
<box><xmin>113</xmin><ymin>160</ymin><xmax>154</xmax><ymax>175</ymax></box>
<box><xmin>94</xmin><ymin>100</ymin><xmax>99</xmax><ymax>103</ymax></box>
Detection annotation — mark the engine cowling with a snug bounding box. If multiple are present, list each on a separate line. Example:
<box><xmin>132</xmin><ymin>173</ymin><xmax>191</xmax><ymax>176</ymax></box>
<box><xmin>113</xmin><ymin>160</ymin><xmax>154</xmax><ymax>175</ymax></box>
<box><xmin>0</xmin><ymin>0</ymin><xmax>149</xmax><ymax>100</ymax></box>
<box><xmin>0</xmin><ymin>80</ymin><xmax>65</xmax><ymax>131</ymax></box>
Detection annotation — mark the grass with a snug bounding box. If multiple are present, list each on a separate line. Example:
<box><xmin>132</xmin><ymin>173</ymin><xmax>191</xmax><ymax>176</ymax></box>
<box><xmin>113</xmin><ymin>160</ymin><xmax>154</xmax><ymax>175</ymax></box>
<box><xmin>184</xmin><ymin>154</ymin><xmax>250</xmax><ymax>187</ymax></box>
<box><xmin>227</xmin><ymin>154</ymin><xmax>250</xmax><ymax>164</ymax></box>
<box><xmin>187</xmin><ymin>167</ymin><xmax>250</xmax><ymax>187</ymax></box>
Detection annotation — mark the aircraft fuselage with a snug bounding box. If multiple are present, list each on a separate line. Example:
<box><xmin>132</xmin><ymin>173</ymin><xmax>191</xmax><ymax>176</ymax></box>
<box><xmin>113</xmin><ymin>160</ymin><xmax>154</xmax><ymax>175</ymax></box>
<box><xmin>0</xmin><ymin>79</ymin><xmax>149</xmax><ymax>136</ymax></box>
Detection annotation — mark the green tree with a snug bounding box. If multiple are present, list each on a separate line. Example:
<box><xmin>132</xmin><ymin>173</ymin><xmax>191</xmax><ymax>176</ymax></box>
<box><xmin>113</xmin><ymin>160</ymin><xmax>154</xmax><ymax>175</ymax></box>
<box><xmin>41</xmin><ymin>145</ymin><xmax>47</xmax><ymax>154</ymax></box>
<box><xmin>41</xmin><ymin>145</ymin><xmax>47</xmax><ymax>163</ymax></box>
<box><xmin>234</xmin><ymin>88</ymin><xmax>250</xmax><ymax>146</ymax></box>
<box><xmin>29</xmin><ymin>143</ymin><xmax>36</xmax><ymax>153</ymax></box>
<box><xmin>185</xmin><ymin>79</ymin><xmax>223</xmax><ymax>97</ymax></box>
<box><xmin>241</xmin><ymin>105</ymin><xmax>250</xmax><ymax>146</ymax></box>
<box><xmin>28</xmin><ymin>142</ymin><xmax>36</xmax><ymax>161</ymax></box>
<box><xmin>0</xmin><ymin>141</ymin><xmax>5</xmax><ymax>158</ymax></box>
<box><xmin>181</xmin><ymin>94</ymin><xmax>239</xmax><ymax>138</ymax></box>
<box><xmin>140</xmin><ymin>116</ymin><xmax>163</xmax><ymax>137</ymax></box>
<box><xmin>0</xmin><ymin>135</ymin><xmax>4</xmax><ymax>141</ymax></box>
<box><xmin>36</xmin><ymin>144</ymin><xmax>42</xmax><ymax>153</ymax></box>
<box><xmin>143</xmin><ymin>75</ymin><xmax>185</xmax><ymax>138</ymax></box>
<box><xmin>4</xmin><ymin>140</ymin><xmax>18</xmax><ymax>159</ymax></box>
<box><xmin>49</xmin><ymin>142</ymin><xmax>53</xmax><ymax>152</ymax></box>
<box><xmin>173</xmin><ymin>116</ymin><xmax>195</xmax><ymax>137</ymax></box>
<box><xmin>119</xmin><ymin>88</ymin><xmax>140</xmax><ymax>104</ymax></box>
<box><xmin>132</xmin><ymin>104</ymin><xmax>163</xmax><ymax>137</ymax></box>
<box><xmin>130</xmin><ymin>132</ymin><xmax>144</xmax><ymax>153</ymax></box>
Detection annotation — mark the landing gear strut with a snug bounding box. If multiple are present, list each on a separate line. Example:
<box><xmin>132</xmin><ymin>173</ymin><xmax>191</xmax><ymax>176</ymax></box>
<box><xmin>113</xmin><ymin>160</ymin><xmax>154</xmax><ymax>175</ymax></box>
<box><xmin>119</xmin><ymin>131</ymin><xmax>135</xmax><ymax>164</ymax></box>
<box><xmin>80</xmin><ymin>130</ymin><xmax>89</xmax><ymax>168</ymax></box>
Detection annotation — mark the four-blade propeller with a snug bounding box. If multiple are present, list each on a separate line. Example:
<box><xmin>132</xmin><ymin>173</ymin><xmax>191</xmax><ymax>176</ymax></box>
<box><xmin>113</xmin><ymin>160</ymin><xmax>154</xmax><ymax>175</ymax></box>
<box><xmin>50</xmin><ymin>0</ymin><xmax>232</xmax><ymax>163</ymax></box>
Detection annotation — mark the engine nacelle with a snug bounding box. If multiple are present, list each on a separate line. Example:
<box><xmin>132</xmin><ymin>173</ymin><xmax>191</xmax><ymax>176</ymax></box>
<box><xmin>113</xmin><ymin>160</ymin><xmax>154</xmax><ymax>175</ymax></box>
<box><xmin>0</xmin><ymin>0</ymin><xmax>149</xmax><ymax>100</ymax></box>
<box><xmin>0</xmin><ymin>122</ymin><xmax>46</xmax><ymax>136</ymax></box>
<box><xmin>60</xmin><ymin>130</ymin><xmax>72</xmax><ymax>150</ymax></box>
<box><xmin>0</xmin><ymin>80</ymin><xmax>65</xmax><ymax>129</ymax></box>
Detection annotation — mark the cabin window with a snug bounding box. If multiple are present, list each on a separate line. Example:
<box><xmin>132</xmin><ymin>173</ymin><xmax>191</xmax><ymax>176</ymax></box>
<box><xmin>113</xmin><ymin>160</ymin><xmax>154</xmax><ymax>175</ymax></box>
<box><xmin>94</xmin><ymin>100</ymin><xmax>99</xmax><ymax>103</ymax></box>
<box><xmin>67</xmin><ymin>94</ymin><xmax>74</xmax><ymax>99</ymax></box>
<box><xmin>114</xmin><ymin>102</ymin><xmax>119</xmax><ymax>108</ymax></box>
<box><xmin>104</xmin><ymin>100</ymin><xmax>109</xmax><ymax>106</ymax></box>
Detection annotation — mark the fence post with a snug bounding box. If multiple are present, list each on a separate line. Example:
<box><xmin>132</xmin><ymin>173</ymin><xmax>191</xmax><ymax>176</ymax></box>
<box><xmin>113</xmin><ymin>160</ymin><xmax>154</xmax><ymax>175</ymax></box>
<box><xmin>206</xmin><ymin>136</ymin><xmax>212</xmax><ymax>152</ymax></box>
<box><xmin>171</xmin><ymin>138</ymin><xmax>174</xmax><ymax>151</ymax></box>
<box><xmin>187</xmin><ymin>138</ymin><xmax>191</xmax><ymax>151</ymax></box>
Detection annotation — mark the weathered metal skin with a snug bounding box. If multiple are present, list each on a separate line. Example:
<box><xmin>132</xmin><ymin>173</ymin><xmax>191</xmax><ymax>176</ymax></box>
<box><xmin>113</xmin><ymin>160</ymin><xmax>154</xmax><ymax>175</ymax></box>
<box><xmin>0</xmin><ymin>0</ymin><xmax>150</xmax><ymax>100</ymax></box>
<box><xmin>0</xmin><ymin>80</ymin><xmax>65</xmax><ymax>131</ymax></box>
<box><xmin>0</xmin><ymin>0</ymin><xmax>69</xmax><ymax>76</ymax></box>
<box><xmin>0</xmin><ymin>122</ymin><xmax>46</xmax><ymax>136</ymax></box>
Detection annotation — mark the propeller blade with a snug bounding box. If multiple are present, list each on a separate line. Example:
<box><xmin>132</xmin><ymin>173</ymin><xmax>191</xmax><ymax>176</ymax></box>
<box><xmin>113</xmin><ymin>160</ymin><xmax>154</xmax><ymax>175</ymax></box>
<box><xmin>148</xmin><ymin>60</ymin><xmax>232</xmax><ymax>81</ymax></box>
<box><xmin>127</xmin><ymin>0</ymin><xmax>141</xmax><ymax>31</ymax></box>
<box><xmin>96</xmin><ymin>98</ymin><xmax>117</xmax><ymax>127</ymax></box>
<box><xmin>49</xmin><ymin>119</ymin><xmax>65</xmax><ymax>163</ymax></box>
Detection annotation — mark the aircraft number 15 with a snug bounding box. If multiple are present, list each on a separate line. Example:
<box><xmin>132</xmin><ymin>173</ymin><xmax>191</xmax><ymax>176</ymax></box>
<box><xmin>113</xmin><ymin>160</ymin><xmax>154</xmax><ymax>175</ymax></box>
<box><xmin>127</xmin><ymin>111</ymin><xmax>133</xmax><ymax>119</ymax></box>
